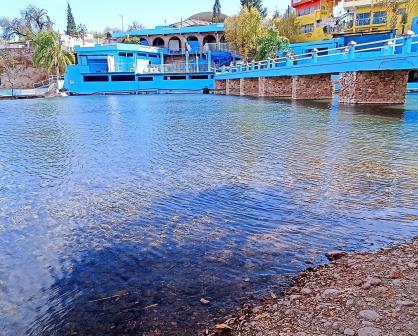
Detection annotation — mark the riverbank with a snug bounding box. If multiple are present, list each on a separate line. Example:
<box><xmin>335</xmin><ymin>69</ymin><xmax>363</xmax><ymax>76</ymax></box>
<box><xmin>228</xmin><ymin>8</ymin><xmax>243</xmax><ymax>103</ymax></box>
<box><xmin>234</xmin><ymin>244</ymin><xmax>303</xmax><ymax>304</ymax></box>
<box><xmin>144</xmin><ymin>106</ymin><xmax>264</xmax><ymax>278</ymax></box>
<box><xmin>210</xmin><ymin>238</ymin><xmax>418</xmax><ymax>336</ymax></box>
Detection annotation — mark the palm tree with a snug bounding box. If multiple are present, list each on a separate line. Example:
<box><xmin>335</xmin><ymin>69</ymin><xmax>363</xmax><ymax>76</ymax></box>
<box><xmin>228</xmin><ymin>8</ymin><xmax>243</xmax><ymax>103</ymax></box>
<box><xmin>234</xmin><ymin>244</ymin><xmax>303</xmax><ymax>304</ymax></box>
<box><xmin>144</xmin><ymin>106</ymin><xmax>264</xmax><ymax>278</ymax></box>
<box><xmin>33</xmin><ymin>31</ymin><xmax>74</xmax><ymax>81</ymax></box>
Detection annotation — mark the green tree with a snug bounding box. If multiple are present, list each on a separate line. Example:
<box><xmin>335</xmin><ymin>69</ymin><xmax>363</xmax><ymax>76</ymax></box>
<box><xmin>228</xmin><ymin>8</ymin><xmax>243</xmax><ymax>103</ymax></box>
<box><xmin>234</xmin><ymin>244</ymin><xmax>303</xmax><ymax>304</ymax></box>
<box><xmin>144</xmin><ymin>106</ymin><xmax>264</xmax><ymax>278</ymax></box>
<box><xmin>33</xmin><ymin>31</ymin><xmax>74</xmax><ymax>80</ymax></box>
<box><xmin>66</xmin><ymin>2</ymin><xmax>77</xmax><ymax>36</ymax></box>
<box><xmin>240</xmin><ymin>0</ymin><xmax>267</xmax><ymax>17</ymax></box>
<box><xmin>255</xmin><ymin>28</ymin><xmax>288</xmax><ymax>60</ymax></box>
<box><xmin>273</xmin><ymin>11</ymin><xmax>300</xmax><ymax>44</ymax></box>
<box><xmin>225</xmin><ymin>6</ymin><xmax>262</xmax><ymax>59</ymax></box>
<box><xmin>0</xmin><ymin>5</ymin><xmax>53</xmax><ymax>41</ymax></box>
<box><xmin>213</xmin><ymin>0</ymin><xmax>222</xmax><ymax>23</ymax></box>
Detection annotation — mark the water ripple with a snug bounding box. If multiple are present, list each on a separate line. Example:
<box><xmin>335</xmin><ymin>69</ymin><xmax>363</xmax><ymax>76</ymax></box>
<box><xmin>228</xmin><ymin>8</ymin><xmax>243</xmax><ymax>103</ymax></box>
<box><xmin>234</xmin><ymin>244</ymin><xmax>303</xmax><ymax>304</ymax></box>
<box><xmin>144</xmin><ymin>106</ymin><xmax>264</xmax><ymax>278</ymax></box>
<box><xmin>0</xmin><ymin>94</ymin><xmax>417</xmax><ymax>335</ymax></box>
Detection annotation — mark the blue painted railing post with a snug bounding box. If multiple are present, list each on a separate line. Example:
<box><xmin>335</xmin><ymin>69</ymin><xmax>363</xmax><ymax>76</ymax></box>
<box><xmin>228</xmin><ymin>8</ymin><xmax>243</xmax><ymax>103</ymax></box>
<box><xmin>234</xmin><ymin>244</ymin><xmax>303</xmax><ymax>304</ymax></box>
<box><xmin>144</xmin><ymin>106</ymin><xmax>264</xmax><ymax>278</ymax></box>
<box><xmin>312</xmin><ymin>48</ymin><xmax>318</xmax><ymax>64</ymax></box>
<box><xmin>267</xmin><ymin>58</ymin><xmax>271</xmax><ymax>69</ymax></box>
<box><xmin>348</xmin><ymin>41</ymin><xmax>357</xmax><ymax>59</ymax></box>
<box><xmin>251</xmin><ymin>60</ymin><xmax>255</xmax><ymax>71</ymax></box>
<box><xmin>239</xmin><ymin>64</ymin><xmax>243</xmax><ymax>72</ymax></box>
<box><xmin>402</xmin><ymin>30</ymin><xmax>415</xmax><ymax>54</ymax></box>
<box><xmin>185</xmin><ymin>51</ymin><xmax>190</xmax><ymax>72</ymax></box>
<box><xmin>286</xmin><ymin>56</ymin><xmax>293</xmax><ymax>67</ymax></box>
<box><xmin>383</xmin><ymin>40</ymin><xmax>395</xmax><ymax>56</ymax></box>
<box><xmin>160</xmin><ymin>51</ymin><xmax>164</xmax><ymax>73</ymax></box>
<box><xmin>207</xmin><ymin>51</ymin><xmax>212</xmax><ymax>72</ymax></box>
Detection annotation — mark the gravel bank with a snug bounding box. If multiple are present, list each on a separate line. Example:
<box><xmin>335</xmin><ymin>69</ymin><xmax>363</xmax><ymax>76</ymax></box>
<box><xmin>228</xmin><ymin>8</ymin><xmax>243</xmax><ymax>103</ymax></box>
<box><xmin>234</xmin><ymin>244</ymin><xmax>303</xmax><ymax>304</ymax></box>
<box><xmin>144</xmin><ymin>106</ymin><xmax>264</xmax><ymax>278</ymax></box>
<box><xmin>209</xmin><ymin>238</ymin><xmax>418</xmax><ymax>336</ymax></box>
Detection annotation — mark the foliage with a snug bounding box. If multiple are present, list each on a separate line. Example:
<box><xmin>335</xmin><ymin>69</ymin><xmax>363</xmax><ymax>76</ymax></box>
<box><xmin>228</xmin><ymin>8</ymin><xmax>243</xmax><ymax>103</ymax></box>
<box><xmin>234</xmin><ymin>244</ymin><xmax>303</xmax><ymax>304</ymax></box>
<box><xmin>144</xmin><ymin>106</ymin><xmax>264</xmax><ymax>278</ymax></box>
<box><xmin>240</xmin><ymin>0</ymin><xmax>267</xmax><ymax>17</ymax></box>
<box><xmin>0</xmin><ymin>5</ymin><xmax>53</xmax><ymax>41</ymax></box>
<box><xmin>255</xmin><ymin>28</ymin><xmax>288</xmax><ymax>60</ymax></box>
<box><xmin>66</xmin><ymin>2</ymin><xmax>77</xmax><ymax>36</ymax></box>
<box><xmin>273</xmin><ymin>11</ymin><xmax>300</xmax><ymax>44</ymax></box>
<box><xmin>225</xmin><ymin>6</ymin><xmax>262</xmax><ymax>59</ymax></box>
<box><xmin>33</xmin><ymin>31</ymin><xmax>74</xmax><ymax>78</ymax></box>
<box><xmin>122</xmin><ymin>36</ymin><xmax>140</xmax><ymax>44</ymax></box>
<box><xmin>213</xmin><ymin>0</ymin><xmax>222</xmax><ymax>23</ymax></box>
<box><xmin>127</xmin><ymin>21</ymin><xmax>144</xmax><ymax>31</ymax></box>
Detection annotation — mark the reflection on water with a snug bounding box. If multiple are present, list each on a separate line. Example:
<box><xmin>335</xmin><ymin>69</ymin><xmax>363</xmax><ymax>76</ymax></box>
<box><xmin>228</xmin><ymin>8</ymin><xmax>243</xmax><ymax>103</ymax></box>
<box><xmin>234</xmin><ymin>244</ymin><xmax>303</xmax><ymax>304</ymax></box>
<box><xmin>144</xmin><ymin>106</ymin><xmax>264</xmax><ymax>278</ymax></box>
<box><xmin>0</xmin><ymin>94</ymin><xmax>418</xmax><ymax>335</ymax></box>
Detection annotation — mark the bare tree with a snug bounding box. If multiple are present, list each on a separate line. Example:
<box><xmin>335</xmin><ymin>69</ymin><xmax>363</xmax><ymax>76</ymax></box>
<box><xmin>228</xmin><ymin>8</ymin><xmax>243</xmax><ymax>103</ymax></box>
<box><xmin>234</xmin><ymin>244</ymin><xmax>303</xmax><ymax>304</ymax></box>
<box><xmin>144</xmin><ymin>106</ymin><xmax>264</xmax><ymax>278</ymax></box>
<box><xmin>0</xmin><ymin>45</ymin><xmax>24</xmax><ymax>96</ymax></box>
<box><xmin>0</xmin><ymin>5</ymin><xmax>53</xmax><ymax>41</ymax></box>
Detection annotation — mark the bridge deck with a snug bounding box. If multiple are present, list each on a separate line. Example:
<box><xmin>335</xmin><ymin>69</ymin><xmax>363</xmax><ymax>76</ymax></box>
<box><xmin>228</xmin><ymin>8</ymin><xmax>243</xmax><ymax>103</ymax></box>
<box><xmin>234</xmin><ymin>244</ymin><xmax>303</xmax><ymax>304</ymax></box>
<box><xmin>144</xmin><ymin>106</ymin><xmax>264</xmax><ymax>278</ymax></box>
<box><xmin>215</xmin><ymin>35</ymin><xmax>418</xmax><ymax>80</ymax></box>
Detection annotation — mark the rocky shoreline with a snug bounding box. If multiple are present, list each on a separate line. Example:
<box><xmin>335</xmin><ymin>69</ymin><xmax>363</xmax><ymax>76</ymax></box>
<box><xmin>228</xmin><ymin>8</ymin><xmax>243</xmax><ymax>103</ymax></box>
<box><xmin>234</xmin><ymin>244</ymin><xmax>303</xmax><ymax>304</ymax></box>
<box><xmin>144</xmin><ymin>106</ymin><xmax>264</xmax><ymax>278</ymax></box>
<box><xmin>208</xmin><ymin>238</ymin><xmax>418</xmax><ymax>336</ymax></box>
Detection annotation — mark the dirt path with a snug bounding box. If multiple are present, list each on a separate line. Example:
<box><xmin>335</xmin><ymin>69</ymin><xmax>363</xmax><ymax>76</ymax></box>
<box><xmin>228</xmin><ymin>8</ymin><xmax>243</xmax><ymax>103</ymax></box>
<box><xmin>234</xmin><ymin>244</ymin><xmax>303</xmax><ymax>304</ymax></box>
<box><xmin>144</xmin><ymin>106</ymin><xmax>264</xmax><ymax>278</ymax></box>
<box><xmin>209</xmin><ymin>238</ymin><xmax>418</xmax><ymax>336</ymax></box>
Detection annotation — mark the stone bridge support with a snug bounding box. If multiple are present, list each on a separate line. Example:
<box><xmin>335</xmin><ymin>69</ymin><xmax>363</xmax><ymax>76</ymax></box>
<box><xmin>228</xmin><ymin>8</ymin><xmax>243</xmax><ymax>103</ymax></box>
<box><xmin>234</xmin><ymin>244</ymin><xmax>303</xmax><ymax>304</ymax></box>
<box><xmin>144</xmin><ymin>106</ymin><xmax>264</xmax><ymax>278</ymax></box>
<box><xmin>259</xmin><ymin>77</ymin><xmax>293</xmax><ymax>97</ymax></box>
<box><xmin>339</xmin><ymin>71</ymin><xmax>409</xmax><ymax>104</ymax></box>
<box><xmin>226</xmin><ymin>79</ymin><xmax>241</xmax><ymax>95</ymax></box>
<box><xmin>240</xmin><ymin>78</ymin><xmax>259</xmax><ymax>96</ymax></box>
<box><xmin>292</xmin><ymin>74</ymin><xmax>333</xmax><ymax>100</ymax></box>
<box><xmin>215</xmin><ymin>80</ymin><xmax>226</xmax><ymax>94</ymax></box>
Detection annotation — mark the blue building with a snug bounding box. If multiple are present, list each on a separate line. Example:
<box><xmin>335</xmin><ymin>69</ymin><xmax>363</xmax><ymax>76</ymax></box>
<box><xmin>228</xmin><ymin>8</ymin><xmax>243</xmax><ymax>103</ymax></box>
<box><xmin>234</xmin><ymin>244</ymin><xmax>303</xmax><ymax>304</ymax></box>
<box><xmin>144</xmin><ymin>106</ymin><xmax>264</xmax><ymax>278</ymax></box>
<box><xmin>64</xmin><ymin>43</ymin><xmax>215</xmax><ymax>95</ymax></box>
<box><xmin>112</xmin><ymin>17</ymin><xmax>226</xmax><ymax>56</ymax></box>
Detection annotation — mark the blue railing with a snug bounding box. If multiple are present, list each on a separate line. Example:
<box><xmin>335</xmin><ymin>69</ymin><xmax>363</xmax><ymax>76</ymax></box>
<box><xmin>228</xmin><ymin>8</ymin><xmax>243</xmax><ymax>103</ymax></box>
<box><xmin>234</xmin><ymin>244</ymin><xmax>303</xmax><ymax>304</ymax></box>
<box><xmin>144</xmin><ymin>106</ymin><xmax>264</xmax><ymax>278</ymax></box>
<box><xmin>215</xmin><ymin>34</ymin><xmax>418</xmax><ymax>76</ymax></box>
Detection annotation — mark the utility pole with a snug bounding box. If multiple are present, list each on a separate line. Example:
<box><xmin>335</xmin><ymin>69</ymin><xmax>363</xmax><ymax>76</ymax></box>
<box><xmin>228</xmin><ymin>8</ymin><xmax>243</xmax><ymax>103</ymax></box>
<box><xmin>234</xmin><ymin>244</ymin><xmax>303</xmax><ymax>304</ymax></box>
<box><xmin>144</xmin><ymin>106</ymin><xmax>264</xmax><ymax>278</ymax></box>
<box><xmin>120</xmin><ymin>15</ymin><xmax>124</xmax><ymax>31</ymax></box>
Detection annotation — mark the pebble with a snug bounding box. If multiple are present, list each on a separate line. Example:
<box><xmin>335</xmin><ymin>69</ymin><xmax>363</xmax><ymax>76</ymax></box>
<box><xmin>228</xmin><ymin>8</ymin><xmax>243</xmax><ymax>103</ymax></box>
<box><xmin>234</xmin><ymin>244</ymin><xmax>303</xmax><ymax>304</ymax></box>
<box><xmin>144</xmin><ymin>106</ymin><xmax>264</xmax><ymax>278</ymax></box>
<box><xmin>200</xmin><ymin>298</ymin><xmax>210</xmax><ymax>305</ymax></box>
<box><xmin>301</xmin><ymin>288</ymin><xmax>312</xmax><ymax>295</ymax></box>
<box><xmin>367</xmin><ymin>277</ymin><xmax>382</xmax><ymax>286</ymax></box>
<box><xmin>389</xmin><ymin>269</ymin><xmax>401</xmax><ymax>279</ymax></box>
<box><xmin>407</xmin><ymin>262</ymin><xmax>417</xmax><ymax>268</ymax></box>
<box><xmin>396</xmin><ymin>300</ymin><xmax>414</xmax><ymax>307</ymax></box>
<box><xmin>357</xmin><ymin>327</ymin><xmax>382</xmax><ymax>336</ymax></box>
<box><xmin>359</xmin><ymin>309</ymin><xmax>381</xmax><ymax>321</ymax></box>
<box><xmin>321</xmin><ymin>288</ymin><xmax>338</xmax><ymax>298</ymax></box>
<box><xmin>290</xmin><ymin>295</ymin><xmax>302</xmax><ymax>302</ymax></box>
<box><xmin>344</xmin><ymin>328</ymin><xmax>355</xmax><ymax>336</ymax></box>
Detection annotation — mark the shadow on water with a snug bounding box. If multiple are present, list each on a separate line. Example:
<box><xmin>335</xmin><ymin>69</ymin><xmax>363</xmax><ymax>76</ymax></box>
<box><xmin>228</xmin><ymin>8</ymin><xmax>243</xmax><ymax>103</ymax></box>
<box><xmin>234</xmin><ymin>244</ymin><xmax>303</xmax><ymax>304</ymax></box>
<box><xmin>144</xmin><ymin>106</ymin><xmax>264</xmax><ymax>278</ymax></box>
<box><xmin>26</xmin><ymin>185</ymin><xmax>301</xmax><ymax>336</ymax></box>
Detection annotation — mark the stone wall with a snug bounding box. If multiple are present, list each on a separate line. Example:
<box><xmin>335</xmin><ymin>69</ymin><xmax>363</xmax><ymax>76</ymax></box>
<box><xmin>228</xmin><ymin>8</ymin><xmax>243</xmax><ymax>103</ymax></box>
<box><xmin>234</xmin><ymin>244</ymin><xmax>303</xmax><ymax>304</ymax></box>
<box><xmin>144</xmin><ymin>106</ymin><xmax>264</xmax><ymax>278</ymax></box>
<box><xmin>0</xmin><ymin>47</ymin><xmax>47</xmax><ymax>89</ymax></box>
<box><xmin>215</xmin><ymin>80</ymin><xmax>226</xmax><ymax>94</ymax></box>
<box><xmin>339</xmin><ymin>71</ymin><xmax>409</xmax><ymax>104</ymax></box>
<box><xmin>240</xmin><ymin>78</ymin><xmax>259</xmax><ymax>96</ymax></box>
<box><xmin>259</xmin><ymin>77</ymin><xmax>292</xmax><ymax>97</ymax></box>
<box><xmin>292</xmin><ymin>74</ymin><xmax>333</xmax><ymax>100</ymax></box>
<box><xmin>226</xmin><ymin>79</ymin><xmax>240</xmax><ymax>95</ymax></box>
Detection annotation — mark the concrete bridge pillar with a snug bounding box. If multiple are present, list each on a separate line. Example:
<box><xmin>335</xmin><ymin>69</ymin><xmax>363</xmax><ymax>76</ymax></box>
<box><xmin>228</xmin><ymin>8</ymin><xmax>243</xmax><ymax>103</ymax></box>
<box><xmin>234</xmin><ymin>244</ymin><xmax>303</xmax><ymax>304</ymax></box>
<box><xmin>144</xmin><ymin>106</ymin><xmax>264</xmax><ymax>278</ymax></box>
<box><xmin>292</xmin><ymin>74</ymin><xmax>333</xmax><ymax>100</ymax></box>
<box><xmin>339</xmin><ymin>70</ymin><xmax>409</xmax><ymax>104</ymax></box>
<box><xmin>259</xmin><ymin>77</ymin><xmax>293</xmax><ymax>97</ymax></box>
<box><xmin>226</xmin><ymin>79</ymin><xmax>241</xmax><ymax>95</ymax></box>
<box><xmin>240</xmin><ymin>78</ymin><xmax>259</xmax><ymax>96</ymax></box>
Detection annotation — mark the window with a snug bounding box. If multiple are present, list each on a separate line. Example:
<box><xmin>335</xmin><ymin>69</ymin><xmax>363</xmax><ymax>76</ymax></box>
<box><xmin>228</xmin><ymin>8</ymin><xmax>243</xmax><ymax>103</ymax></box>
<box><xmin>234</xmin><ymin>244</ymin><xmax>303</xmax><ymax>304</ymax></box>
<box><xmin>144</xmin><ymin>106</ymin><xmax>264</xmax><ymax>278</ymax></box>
<box><xmin>83</xmin><ymin>75</ymin><xmax>109</xmax><ymax>82</ymax></box>
<box><xmin>148</xmin><ymin>54</ymin><xmax>159</xmax><ymax>58</ymax></box>
<box><xmin>301</xmin><ymin>24</ymin><xmax>314</xmax><ymax>34</ymax></box>
<box><xmin>111</xmin><ymin>75</ymin><xmax>135</xmax><ymax>82</ymax></box>
<box><xmin>373</xmin><ymin>11</ymin><xmax>387</xmax><ymax>24</ymax></box>
<box><xmin>356</xmin><ymin>13</ymin><xmax>371</xmax><ymax>26</ymax></box>
<box><xmin>118</xmin><ymin>52</ymin><xmax>134</xmax><ymax>57</ymax></box>
<box><xmin>297</xmin><ymin>5</ymin><xmax>319</xmax><ymax>16</ymax></box>
<box><xmin>137</xmin><ymin>76</ymin><xmax>154</xmax><ymax>82</ymax></box>
<box><xmin>137</xmin><ymin>52</ymin><xmax>147</xmax><ymax>57</ymax></box>
<box><xmin>164</xmin><ymin>75</ymin><xmax>187</xmax><ymax>80</ymax></box>
<box><xmin>190</xmin><ymin>75</ymin><xmax>209</xmax><ymax>80</ymax></box>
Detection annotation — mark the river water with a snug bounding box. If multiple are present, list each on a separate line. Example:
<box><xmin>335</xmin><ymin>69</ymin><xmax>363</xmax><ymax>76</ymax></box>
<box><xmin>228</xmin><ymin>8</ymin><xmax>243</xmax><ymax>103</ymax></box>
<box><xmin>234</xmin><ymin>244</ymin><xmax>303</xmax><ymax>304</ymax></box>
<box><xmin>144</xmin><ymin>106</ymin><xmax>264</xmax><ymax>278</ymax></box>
<box><xmin>0</xmin><ymin>94</ymin><xmax>417</xmax><ymax>335</ymax></box>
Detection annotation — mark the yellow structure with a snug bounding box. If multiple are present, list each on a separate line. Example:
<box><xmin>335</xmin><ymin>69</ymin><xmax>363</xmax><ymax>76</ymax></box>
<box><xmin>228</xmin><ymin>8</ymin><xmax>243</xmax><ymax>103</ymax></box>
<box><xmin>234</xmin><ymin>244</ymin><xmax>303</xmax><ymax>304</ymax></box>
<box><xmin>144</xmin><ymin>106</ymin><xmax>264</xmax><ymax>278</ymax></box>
<box><xmin>292</xmin><ymin>0</ymin><xmax>341</xmax><ymax>42</ymax></box>
<box><xmin>344</xmin><ymin>0</ymin><xmax>418</xmax><ymax>35</ymax></box>
<box><xmin>292</xmin><ymin>0</ymin><xmax>418</xmax><ymax>43</ymax></box>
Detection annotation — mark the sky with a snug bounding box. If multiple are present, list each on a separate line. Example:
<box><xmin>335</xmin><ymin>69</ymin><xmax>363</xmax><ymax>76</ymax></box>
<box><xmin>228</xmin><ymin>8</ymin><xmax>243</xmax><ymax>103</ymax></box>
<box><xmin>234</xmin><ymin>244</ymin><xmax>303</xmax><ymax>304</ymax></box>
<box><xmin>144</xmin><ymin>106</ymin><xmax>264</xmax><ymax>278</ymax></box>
<box><xmin>0</xmin><ymin>0</ymin><xmax>289</xmax><ymax>33</ymax></box>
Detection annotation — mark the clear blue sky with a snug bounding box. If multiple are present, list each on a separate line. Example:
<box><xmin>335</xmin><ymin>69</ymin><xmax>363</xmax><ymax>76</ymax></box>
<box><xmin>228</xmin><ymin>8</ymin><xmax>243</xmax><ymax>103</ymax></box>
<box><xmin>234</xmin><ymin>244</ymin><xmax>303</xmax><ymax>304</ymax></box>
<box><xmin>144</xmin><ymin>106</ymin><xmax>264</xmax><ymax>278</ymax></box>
<box><xmin>0</xmin><ymin>0</ymin><xmax>289</xmax><ymax>33</ymax></box>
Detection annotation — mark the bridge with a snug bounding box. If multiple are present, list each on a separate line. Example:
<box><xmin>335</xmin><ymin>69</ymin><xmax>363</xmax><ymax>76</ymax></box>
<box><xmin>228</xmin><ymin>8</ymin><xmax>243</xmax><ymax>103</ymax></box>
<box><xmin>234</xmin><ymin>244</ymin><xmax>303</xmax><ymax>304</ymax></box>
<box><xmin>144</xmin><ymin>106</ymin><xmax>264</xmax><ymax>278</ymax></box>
<box><xmin>214</xmin><ymin>33</ymin><xmax>418</xmax><ymax>104</ymax></box>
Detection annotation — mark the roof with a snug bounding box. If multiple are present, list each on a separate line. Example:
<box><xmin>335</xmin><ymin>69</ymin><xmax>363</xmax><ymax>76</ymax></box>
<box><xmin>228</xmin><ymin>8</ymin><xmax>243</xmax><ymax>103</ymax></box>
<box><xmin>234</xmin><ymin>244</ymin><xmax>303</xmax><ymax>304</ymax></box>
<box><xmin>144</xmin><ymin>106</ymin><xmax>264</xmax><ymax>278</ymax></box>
<box><xmin>187</xmin><ymin>12</ymin><xmax>227</xmax><ymax>23</ymax></box>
